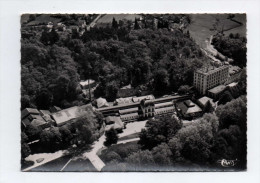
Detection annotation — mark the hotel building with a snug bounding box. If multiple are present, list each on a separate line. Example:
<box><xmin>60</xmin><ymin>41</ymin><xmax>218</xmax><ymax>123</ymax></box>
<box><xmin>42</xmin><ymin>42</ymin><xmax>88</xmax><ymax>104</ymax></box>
<box><xmin>193</xmin><ymin>65</ymin><xmax>229</xmax><ymax>95</ymax></box>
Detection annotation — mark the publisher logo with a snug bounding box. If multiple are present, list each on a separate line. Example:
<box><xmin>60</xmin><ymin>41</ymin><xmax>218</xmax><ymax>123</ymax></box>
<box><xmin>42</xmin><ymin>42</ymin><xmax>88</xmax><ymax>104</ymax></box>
<box><xmin>217</xmin><ymin>159</ymin><xmax>239</xmax><ymax>167</ymax></box>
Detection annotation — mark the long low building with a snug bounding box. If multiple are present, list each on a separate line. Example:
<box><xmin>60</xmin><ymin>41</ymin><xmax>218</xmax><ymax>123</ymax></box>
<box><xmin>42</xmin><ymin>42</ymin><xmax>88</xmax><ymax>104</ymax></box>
<box><xmin>97</xmin><ymin>94</ymin><xmax>190</xmax><ymax>121</ymax></box>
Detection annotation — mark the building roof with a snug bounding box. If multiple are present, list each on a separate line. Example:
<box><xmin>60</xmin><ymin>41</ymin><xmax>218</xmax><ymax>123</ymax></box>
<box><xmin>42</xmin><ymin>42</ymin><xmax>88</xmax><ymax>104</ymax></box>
<box><xmin>177</xmin><ymin>100</ymin><xmax>202</xmax><ymax>115</ymax></box>
<box><xmin>105</xmin><ymin>116</ymin><xmax>115</xmax><ymax>123</ymax></box>
<box><xmin>115</xmin><ymin>97</ymin><xmax>134</xmax><ymax>105</ymax></box>
<box><xmin>197</xmin><ymin>96</ymin><xmax>215</xmax><ymax>107</ymax></box>
<box><xmin>184</xmin><ymin>100</ymin><xmax>195</xmax><ymax>107</ymax></box>
<box><xmin>51</xmin><ymin>106</ymin><xmax>79</xmax><ymax>125</ymax></box>
<box><xmin>120</xmin><ymin>112</ymin><xmax>139</xmax><ymax>119</ymax></box>
<box><xmin>105</xmin><ymin>116</ymin><xmax>124</xmax><ymax>131</ymax></box>
<box><xmin>49</xmin><ymin>106</ymin><xmax>62</xmax><ymax>113</ymax></box>
<box><xmin>120</xmin><ymin>84</ymin><xmax>132</xmax><ymax>89</ymax></box>
<box><xmin>227</xmin><ymin>82</ymin><xmax>238</xmax><ymax>87</ymax></box>
<box><xmin>29</xmin><ymin>114</ymin><xmax>45</xmax><ymax>121</ymax></box>
<box><xmin>21</xmin><ymin>108</ymin><xmax>40</xmax><ymax>119</ymax></box>
<box><xmin>155</xmin><ymin>106</ymin><xmax>174</xmax><ymax>113</ymax></box>
<box><xmin>96</xmin><ymin>97</ymin><xmax>109</xmax><ymax>108</ymax></box>
<box><xmin>31</xmin><ymin>119</ymin><xmax>47</xmax><ymax>127</ymax></box>
<box><xmin>208</xmin><ymin>85</ymin><xmax>226</xmax><ymax>94</ymax></box>
<box><xmin>151</xmin><ymin>95</ymin><xmax>190</xmax><ymax>104</ymax></box>
<box><xmin>119</xmin><ymin>107</ymin><xmax>138</xmax><ymax>114</ymax></box>
<box><xmin>79</xmin><ymin>79</ymin><xmax>95</xmax><ymax>87</ymax></box>
<box><xmin>39</xmin><ymin>110</ymin><xmax>51</xmax><ymax>116</ymax></box>
<box><xmin>196</xmin><ymin>64</ymin><xmax>229</xmax><ymax>75</ymax></box>
<box><xmin>132</xmin><ymin>95</ymin><xmax>155</xmax><ymax>103</ymax></box>
<box><xmin>229</xmin><ymin>65</ymin><xmax>242</xmax><ymax>75</ymax></box>
<box><xmin>21</xmin><ymin>118</ymin><xmax>31</xmax><ymax>127</ymax></box>
<box><xmin>154</xmin><ymin>102</ymin><xmax>173</xmax><ymax>108</ymax></box>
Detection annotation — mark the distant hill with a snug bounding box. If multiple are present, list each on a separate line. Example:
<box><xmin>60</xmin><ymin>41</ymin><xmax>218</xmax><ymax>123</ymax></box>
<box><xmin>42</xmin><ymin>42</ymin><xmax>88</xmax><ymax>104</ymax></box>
<box><xmin>21</xmin><ymin>14</ymin><xmax>62</xmax><ymax>26</ymax></box>
<box><xmin>96</xmin><ymin>14</ymin><xmax>142</xmax><ymax>24</ymax></box>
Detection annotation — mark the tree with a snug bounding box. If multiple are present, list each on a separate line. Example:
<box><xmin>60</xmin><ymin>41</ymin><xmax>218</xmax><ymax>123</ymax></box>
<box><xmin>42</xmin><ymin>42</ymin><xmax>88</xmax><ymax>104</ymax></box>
<box><xmin>49</xmin><ymin>29</ymin><xmax>59</xmax><ymax>45</ymax></box>
<box><xmin>112</xmin><ymin>17</ymin><xmax>118</xmax><ymax>29</ymax></box>
<box><xmin>21</xmin><ymin>142</ymin><xmax>31</xmax><ymax>159</ymax></box>
<box><xmin>203</xmin><ymin>100</ymin><xmax>214</xmax><ymax>113</ymax></box>
<box><xmin>21</xmin><ymin>95</ymin><xmax>31</xmax><ymax>110</ymax></box>
<box><xmin>21</xmin><ymin>132</ymin><xmax>31</xmax><ymax>159</ymax></box>
<box><xmin>134</xmin><ymin>18</ymin><xmax>139</xmax><ymax>30</ymax></box>
<box><xmin>216</xmin><ymin>96</ymin><xmax>247</xmax><ymax>130</ymax></box>
<box><xmin>153</xmin><ymin>69</ymin><xmax>169</xmax><ymax>96</ymax></box>
<box><xmin>79</xmin><ymin>125</ymin><xmax>94</xmax><ymax>145</ymax></box>
<box><xmin>39</xmin><ymin>126</ymin><xmax>62</xmax><ymax>152</ymax></box>
<box><xmin>151</xmin><ymin>143</ymin><xmax>173</xmax><ymax>166</ymax></box>
<box><xmin>35</xmin><ymin>89</ymin><xmax>53</xmax><ymax>109</ymax></box>
<box><xmin>177</xmin><ymin>85</ymin><xmax>190</xmax><ymax>95</ymax></box>
<box><xmin>104</xmin><ymin>128</ymin><xmax>118</xmax><ymax>147</ymax></box>
<box><xmin>105</xmin><ymin>81</ymin><xmax>119</xmax><ymax>102</ymax></box>
<box><xmin>237</xmin><ymin>68</ymin><xmax>247</xmax><ymax>95</ymax></box>
<box><xmin>28</xmin><ymin>14</ymin><xmax>36</xmax><ymax>22</ymax></box>
<box><xmin>218</xmin><ymin>90</ymin><xmax>234</xmax><ymax>105</ymax></box>
<box><xmin>102</xmin><ymin>151</ymin><xmax>122</xmax><ymax>163</ymax></box>
<box><xmin>168</xmin><ymin>113</ymin><xmax>219</xmax><ymax>164</ymax></box>
<box><xmin>126</xmin><ymin>150</ymin><xmax>155</xmax><ymax>170</ymax></box>
<box><xmin>59</xmin><ymin>125</ymin><xmax>73</xmax><ymax>146</ymax></box>
<box><xmin>139</xmin><ymin>116</ymin><xmax>182</xmax><ymax>150</ymax></box>
<box><xmin>182</xmin><ymin>47</ymin><xmax>191</xmax><ymax>58</ymax></box>
<box><xmin>25</xmin><ymin>124</ymin><xmax>42</xmax><ymax>140</ymax></box>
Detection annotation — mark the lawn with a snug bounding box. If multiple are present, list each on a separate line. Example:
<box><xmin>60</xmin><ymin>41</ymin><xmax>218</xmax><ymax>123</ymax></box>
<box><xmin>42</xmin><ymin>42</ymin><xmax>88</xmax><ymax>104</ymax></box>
<box><xmin>28</xmin><ymin>155</ymin><xmax>72</xmax><ymax>172</ymax></box>
<box><xmin>118</xmin><ymin>132</ymin><xmax>140</xmax><ymax>142</ymax></box>
<box><xmin>62</xmin><ymin>158</ymin><xmax>97</xmax><ymax>172</ymax></box>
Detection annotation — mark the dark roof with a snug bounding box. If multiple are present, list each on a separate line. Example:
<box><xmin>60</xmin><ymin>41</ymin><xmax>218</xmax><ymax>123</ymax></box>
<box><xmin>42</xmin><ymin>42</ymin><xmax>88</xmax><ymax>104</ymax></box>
<box><xmin>49</xmin><ymin>106</ymin><xmax>62</xmax><ymax>113</ymax></box>
<box><xmin>197</xmin><ymin>96</ymin><xmax>215</xmax><ymax>107</ymax></box>
<box><xmin>39</xmin><ymin>110</ymin><xmax>51</xmax><ymax>115</ymax></box>
<box><xmin>176</xmin><ymin>100</ymin><xmax>202</xmax><ymax>115</ymax></box>
<box><xmin>184</xmin><ymin>100</ymin><xmax>195</xmax><ymax>107</ymax></box>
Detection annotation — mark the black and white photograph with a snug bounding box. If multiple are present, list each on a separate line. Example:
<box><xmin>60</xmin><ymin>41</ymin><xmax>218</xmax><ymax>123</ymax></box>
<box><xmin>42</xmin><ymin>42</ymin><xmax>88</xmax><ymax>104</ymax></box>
<box><xmin>20</xmin><ymin>13</ymin><xmax>247</xmax><ymax>172</ymax></box>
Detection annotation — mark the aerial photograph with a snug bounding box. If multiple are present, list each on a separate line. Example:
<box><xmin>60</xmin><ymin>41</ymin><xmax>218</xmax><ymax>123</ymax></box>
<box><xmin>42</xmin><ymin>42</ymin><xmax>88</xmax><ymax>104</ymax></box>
<box><xmin>20</xmin><ymin>13</ymin><xmax>247</xmax><ymax>172</ymax></box>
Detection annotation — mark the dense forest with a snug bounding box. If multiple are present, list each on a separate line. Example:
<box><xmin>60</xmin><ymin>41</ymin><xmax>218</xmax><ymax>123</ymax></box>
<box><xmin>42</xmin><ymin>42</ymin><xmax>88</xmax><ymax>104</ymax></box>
<box><xmin>21</xmin><ymin>14</ymin><xmax>206</xmax><ymax>110</ymax></box>
<box><xmin>101</xmin><ymin>95</ymin><xmax>247</xmax><ymax>171</ymax></box>
<box><xmin>212</xmin><ymin>33</ymin><xmax>247</xmax><ymax>68</ymax></box>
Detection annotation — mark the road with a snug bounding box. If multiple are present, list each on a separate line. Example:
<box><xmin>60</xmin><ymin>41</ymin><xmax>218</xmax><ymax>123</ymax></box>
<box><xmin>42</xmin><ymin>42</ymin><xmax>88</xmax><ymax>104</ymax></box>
<box><xmin>86</xmin><ymin>14</ymin><xmax>102</xmax><ymax>30</ymax></box>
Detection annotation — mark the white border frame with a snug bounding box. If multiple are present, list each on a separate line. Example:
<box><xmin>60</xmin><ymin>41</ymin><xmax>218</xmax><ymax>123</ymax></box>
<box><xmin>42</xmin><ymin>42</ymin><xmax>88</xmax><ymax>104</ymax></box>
<box><xmin>0</xmin><ymin>0</ymin><xmax>260</xmax><ymax>183</ymax></box>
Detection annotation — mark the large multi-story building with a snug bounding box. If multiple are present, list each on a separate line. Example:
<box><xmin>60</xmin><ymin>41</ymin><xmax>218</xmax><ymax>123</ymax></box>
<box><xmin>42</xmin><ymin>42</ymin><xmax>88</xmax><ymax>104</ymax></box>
<box><xmin>193</xmin><ymin>64</ymin><xmax>229</xmax><ymax>95</ymax></box>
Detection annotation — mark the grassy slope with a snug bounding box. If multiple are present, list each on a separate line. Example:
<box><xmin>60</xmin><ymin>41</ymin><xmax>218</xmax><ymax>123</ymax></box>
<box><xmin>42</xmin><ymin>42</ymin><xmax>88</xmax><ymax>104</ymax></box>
<box><xmin>187</xmin><ymin>14</ymin><xmax>246</xmax><ymax>49</ymax></box>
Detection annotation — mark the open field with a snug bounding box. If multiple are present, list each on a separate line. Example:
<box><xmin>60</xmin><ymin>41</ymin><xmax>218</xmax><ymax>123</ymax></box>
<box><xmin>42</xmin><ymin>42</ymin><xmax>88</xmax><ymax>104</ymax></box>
<box><xmin>187</xmin><ymin>14</ymin><xmax>246</xmax><ymax>48</ymax></box>
<box><xmin>62</xmin><ymin>158</ymin><xmax>96</xmax><ymax>172</ymax></box>
<box><xmin>97</xmin><ymin>14</ymin><xmax>141</xmax><ymax>24</ymax></box>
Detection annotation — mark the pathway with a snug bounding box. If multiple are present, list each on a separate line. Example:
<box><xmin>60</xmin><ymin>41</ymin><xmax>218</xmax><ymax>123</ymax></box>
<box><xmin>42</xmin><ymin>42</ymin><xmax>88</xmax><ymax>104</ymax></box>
<box><xmin>82</xmin><ymin>134</ymin><xmax>106</xmax><ymax>171</ymax></box>
<box><xmin>22</xmin><ymin>150</ymin><xmax>67</xmax><ymax>171</ymax></box>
